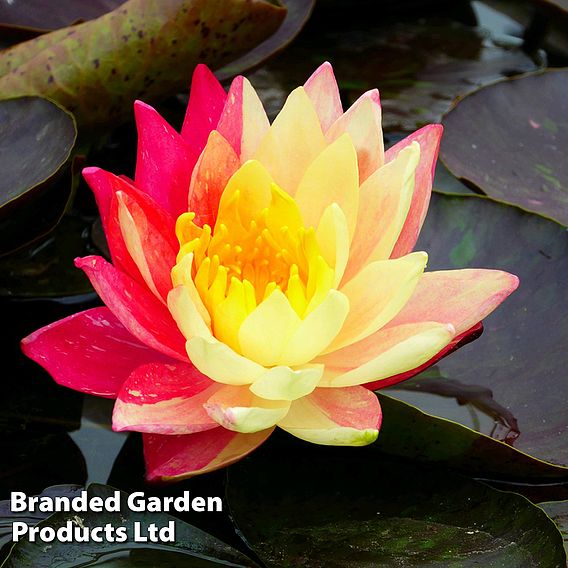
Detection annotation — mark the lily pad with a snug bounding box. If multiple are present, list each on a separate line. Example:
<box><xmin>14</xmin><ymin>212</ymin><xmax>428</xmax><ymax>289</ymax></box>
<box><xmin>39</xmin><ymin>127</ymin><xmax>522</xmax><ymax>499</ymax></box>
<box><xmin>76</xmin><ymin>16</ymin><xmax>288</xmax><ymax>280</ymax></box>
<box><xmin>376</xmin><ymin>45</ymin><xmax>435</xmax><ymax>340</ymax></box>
<box><xmin>376</xmin><ymin>394</ymin><xmax>567</xmax><ymax>479</ymax></box>
<box><xmin>385</xmin><ymin>193</ymin><xmax>568</xmax><ymax>472</ymax></box>
<box><xmin>227</xmin><ymin>437</ymin><xmax>566</xmax><ymax>567</ymax></box>
<box><xmin>0</xmin><ymin>0</ymin><xmax>286</xmax><ymax>129</ymax></box>
<box><xmin>216</xmin><ymin>0</ymin><xmax>316</xmax><ymax>82</ymax></box>
<box><xmin>0</xmin><ymin>1</ymin><xmax>125</xmax><ymax>34</ymax></box>
<box><xmin>1</xmin><ymin>484</ymin><xmax>258</xmax><ymax>568</ymax></box>
<box><xmin>540</xmin><ymin>501</ymin><xmax>568</xmax><ymax>555</ymax></box>
<box><xmin>248</xmin><ymin>16</ymin><xmax>538</xmax><ymax>130</ymax></box>
<box><xmin>441</xmin><ymin>69</ymin><xmax>568</xmax><ymax>225</ymax></box>
<box><xmin>0</xmin><ymin>97</ymin><xmax>76</xmax><ymax>255</ymax></box>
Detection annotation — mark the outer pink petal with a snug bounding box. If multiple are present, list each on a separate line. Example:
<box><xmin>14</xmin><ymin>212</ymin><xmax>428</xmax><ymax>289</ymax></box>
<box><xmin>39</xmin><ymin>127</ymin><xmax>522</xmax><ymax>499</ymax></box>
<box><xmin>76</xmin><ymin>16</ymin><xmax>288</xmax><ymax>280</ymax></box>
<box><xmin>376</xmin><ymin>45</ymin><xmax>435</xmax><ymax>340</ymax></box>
<box><xmin>83</xmin><ymin>167</ymin><xmax>142</xmax><ymax>282</ymax></box>
<box><xmin>75</xmin><ymin>256</ymin><xmax>187</xmax><ymax>361</ymax></box>
<box><xmin>388</xmin><ymin>269</ymin><xmax>519</xmax><ymax>336</ymax></box>
<box><xmin>114</xmin><ymin>190</ymin><xmax>178</xmax><ymax>302</ymax></box>
<box><xmin>363</xmin><ymin>322</ymin><xmax>483</xmax><ymax>391</ymax></box>
<box><xmin>21</xmin><ymin>307</ymin><xmax>173</xmax><ymax>398</ymax></box>
<box><xmin>388</xmin><ymin>124</ymin><xmax>443</xmax><ymax>258</ymax></box>
<box><xmin>188</xmin><ymin>130</ymin><xmax>240</xmax><ymax>227</ymax></box>
<box><xmin>143</xmin><ymin>427</ymin><xmax>273</xmax><ymax>482</ymax></box>
<box><xmin>113</xmin><ymin>362</ymin><xmax>221</xmax><ymax>434</ymax></box>
<box><xmin>134</xmin><ymin>101</ymin><xmax>198</xmax><ymax>218</ymax></box>
<box><xmin>181</xmin><ymin>63</ymin><xmax>227</xmax><ymax>155</ymax></box>
<box><xmin>304</xmin><ymin>61</ymin><xmax>343</xmax><ymax>133</ymax></box>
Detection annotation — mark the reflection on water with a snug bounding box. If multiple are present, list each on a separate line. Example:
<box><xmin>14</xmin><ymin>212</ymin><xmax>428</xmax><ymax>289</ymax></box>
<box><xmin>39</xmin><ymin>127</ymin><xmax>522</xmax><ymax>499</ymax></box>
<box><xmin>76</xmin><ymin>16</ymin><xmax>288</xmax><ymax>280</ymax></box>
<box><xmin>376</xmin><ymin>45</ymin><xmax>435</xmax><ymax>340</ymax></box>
<box><xmin>388</xmin><ymin>368</ymin><xmax>521</xmax><ymax>445</ymax></box>
<box><xmin>69</xmin><ymin>396</ymin><xmax>127</xmax><ymax>486</ymax></box>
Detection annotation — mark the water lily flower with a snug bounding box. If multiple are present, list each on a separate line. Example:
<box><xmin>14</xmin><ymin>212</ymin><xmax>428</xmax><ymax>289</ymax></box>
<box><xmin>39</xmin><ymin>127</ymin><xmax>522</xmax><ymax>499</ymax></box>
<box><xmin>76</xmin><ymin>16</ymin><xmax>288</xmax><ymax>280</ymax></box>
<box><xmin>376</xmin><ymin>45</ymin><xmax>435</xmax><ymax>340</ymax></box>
<box><xmin>22</xmin><ymin>63</ymin><xmax>518</xmax><ymax>482</ymax></box>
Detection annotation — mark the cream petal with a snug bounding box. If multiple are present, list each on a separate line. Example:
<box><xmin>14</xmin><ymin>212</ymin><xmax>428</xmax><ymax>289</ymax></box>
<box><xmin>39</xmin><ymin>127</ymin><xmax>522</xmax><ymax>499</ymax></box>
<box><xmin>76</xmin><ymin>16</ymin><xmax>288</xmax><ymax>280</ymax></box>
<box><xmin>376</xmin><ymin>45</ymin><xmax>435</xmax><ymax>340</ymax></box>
<box><xmin>326</xmin><ymin>252</ymin><xmax>428</xmax><ymax>352</ymax></box>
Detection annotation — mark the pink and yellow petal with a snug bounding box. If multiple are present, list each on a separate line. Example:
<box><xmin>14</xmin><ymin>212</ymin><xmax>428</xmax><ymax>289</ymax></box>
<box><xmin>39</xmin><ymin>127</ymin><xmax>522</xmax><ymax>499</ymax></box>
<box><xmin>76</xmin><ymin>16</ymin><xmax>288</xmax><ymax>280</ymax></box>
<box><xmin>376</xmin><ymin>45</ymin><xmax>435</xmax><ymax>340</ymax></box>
<box><xmin>76</xmin><ymin>256</ymin><xmax>187</xmax><ymax>361</ymax></box>
<box><xmin>327</xmin><ymin>251</ymin><xmax>428</xmax><ymax>352</ymax></box>
<box><xmin>204</xmin><ymin>385</ymin><xmax>290</xmax><ymax>433</ymax></box>
<box><xmin>115</xmin><ymin>191</ymin><xmax>177</xmax><ymax>302</ymax></box>
<box><xmin>21</xmin><ymin>307</ymin><xmax>173</xmax><ymax>398</ymax></box>
<box><xmin>254</xmin><ymin>86</ymin><xmax>326</xmax><ymax>195</ymax></box>
<box><xmin>143</xmin><ymin>427</ymin><xmax>273</xmax><ymax>482</ymax></box>
<box><xmin>388</xmin><ymin>269</ymin><xmax>519</xmax><ymax>335</ymax></box>
<box><xmin>277</xmin><ymin>387</ymin><xmax>381</xmax><ymax>446</ymax></box>
<box><xmin>113</xmin><ymin>362</ymin><xmax>220</xmax><ymax>434</ymax></box>
<box><xmin>344</xmin><ymin>142</ymin><xmax>420</xmax><ymax>282</ymax></box>
<box><xmin>188</xmin><ymin>130</ymin><xmax>240</xmax><ymax>228</ymax></box>
<box><xmin>217</xmin><ymin>75</ymin><xmax>270</xmax><ymax>161</ymax></box>
<box><xmin>317</xmin><ymin>322</ymin><xmax>455</xmax><ymax>387</ymax></box>
<box><xmin>304</xmin><ymin>61</ymin><xmax>343</xmax><ymax>133</ymax></box>
<box><xmin>388</xmin><ymin>124</ymin><xmax>443</xmax><ymax>258</ymax></box>
<box><xmin>326</xmin><ymin>89</ymin><xmax>384</xmax><ymax>183</ymax></box>
<box><xmin>294</xmin><ymin>134</ymin><xmax>360</xmax><ymax>239</ymax></box>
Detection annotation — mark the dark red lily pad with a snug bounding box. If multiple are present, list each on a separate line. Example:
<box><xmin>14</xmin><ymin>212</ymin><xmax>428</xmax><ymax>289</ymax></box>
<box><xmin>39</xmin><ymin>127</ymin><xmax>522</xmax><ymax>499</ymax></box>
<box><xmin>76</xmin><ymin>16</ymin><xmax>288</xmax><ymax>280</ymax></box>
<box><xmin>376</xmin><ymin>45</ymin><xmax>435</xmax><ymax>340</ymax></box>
<box><xmin>248</xmin><ymin>17</ymin><xmax>538</xmax><ymax>129</ymax></box>
<box><xmin>0</xmin><ymin>97</ymin><xmax>76</xmax><ymax>255</ymax></box>
<box><xmin>0</xmin><ymin>0</ymin><xmax>286</xmax><ymax>129</ymax></box>
<box><xmin>216</xmin><ymin>0</ymin><xmax>315</xmax><ymax>82</ymax></box>
<box><xmin>384</xmin><ymin>193</ymin><xmax>568</xmax><ymax>473</ymax></box>
<box><xmin>441</xmin><ymin>69</ymin><xmax>568</xmax><ymax>225</ymax></box>
<box><xmin>0</xmin><ymin>1</ymin><xmax>125</xmax><ymax>34</ymax></box>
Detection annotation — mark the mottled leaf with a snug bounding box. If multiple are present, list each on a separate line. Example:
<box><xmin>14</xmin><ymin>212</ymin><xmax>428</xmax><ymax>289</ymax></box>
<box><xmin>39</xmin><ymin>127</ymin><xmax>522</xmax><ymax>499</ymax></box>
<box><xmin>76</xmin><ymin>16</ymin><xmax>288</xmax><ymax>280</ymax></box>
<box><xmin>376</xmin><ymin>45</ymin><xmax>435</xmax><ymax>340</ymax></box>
<box><xmin>441</xmin><ymin>69</ymin><xmax>568</xmax><ymax>225</ymax></box>
<box><xmin>216</xmin><ymin>0</ymin><xmax>315</xmax><ymax>81</ymax></box>
<box><xmin>0</xmin><ymin>0</ymin><xmax>286</xmax><ymax>128</ymax></box>
<box><xmin>385</xmin><ymin>193</ymin><xmax>568</xmax><ymax>472</ymax></box>
<box><xmin>0</xmin><ymin>97</ymin><xmax>76</xmax><ymax>254</ymax></box>
<box><xmin>1</xmin><ymin>484</ymin><xmax>258</xmax><ymax>568</ymax></box>
<box><xmin>227</xmin><ymin>436</ymin><xmax>566</xmax><ymax>567</ymax></box>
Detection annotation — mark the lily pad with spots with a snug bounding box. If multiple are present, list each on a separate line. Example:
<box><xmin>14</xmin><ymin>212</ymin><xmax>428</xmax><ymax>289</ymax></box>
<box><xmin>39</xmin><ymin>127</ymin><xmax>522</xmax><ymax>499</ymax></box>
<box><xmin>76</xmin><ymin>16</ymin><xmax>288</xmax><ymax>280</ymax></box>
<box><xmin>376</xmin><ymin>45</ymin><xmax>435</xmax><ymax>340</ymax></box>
<box><xmin>0</xmin><ymin>0</ymin><xmax>286</xmax><ymax>129</ymax></box>
<box><xmin>441</xmin><ymin>69</ymin><xmax>568</xmax><ymax>225</ymax></box>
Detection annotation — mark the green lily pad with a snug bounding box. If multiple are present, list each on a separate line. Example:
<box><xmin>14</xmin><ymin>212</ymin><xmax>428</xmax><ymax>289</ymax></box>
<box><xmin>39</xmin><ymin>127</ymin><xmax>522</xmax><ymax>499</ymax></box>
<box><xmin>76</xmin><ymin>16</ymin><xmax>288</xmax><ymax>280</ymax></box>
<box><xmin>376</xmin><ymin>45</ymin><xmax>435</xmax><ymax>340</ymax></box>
<box><xmin>1</xmin><ymin>484</ymin><xmax>258</xmax><ymax>568</ymax></box>
<box><xmin>540</xmin><ymin>501</ymin><xmax>568</xmax><ymax>555</ymax></box>
<box><xmin>216</xmin><ymin>0</ymin><xmax>315</xmax><ymax>82</ymax></box>
<box><xmin>384</xmin><ymin>192</ymin><xmax>568</xmax><ymax>473</ymax></box>
<box><xmin>441</xmin><ymin>69</ymin><xmax>568</xmax><ymax>225</ymax></box>
<box><xmin>227</xmin><ymin>437</ymin><xmax>566</xmax><ymax>567</ymax></box>
<box><xmin>0</xmin><ymin>216</ymin><xmax>95</xmax><ymax>298</ymax></box>
<box><xmin>248</xmin><ymin>16</ymin><xmax>538</xmax><ymax>130</ymax></box>
<box><xmin>0</xmin><ymin>0</ymin><xmax>286</xmax><ymax>129</ymax></box>
<box><xmin>0</xmin><ymin>1</ymin><xmax>125</xmax><ymax>34</ymax></box>
<box><xmin>0</xmin><ymin>97</ymin><xmax>76</xmax><ymax>255</ymax></box>
<box><xmin>376</xmin><ymin>394</ymin><xmax>567</xmax><ymax>479</ymax></box>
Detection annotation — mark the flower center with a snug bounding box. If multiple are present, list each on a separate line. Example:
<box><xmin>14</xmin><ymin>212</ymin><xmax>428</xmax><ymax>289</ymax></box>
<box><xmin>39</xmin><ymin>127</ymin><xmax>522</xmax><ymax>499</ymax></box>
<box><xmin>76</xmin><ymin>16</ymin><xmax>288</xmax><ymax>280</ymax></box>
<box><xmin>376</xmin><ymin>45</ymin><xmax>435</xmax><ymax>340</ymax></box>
<box><xmin>172</xmin><ymin>161</ymin><xmax>334</xmax><ymax>352</ymax></box>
